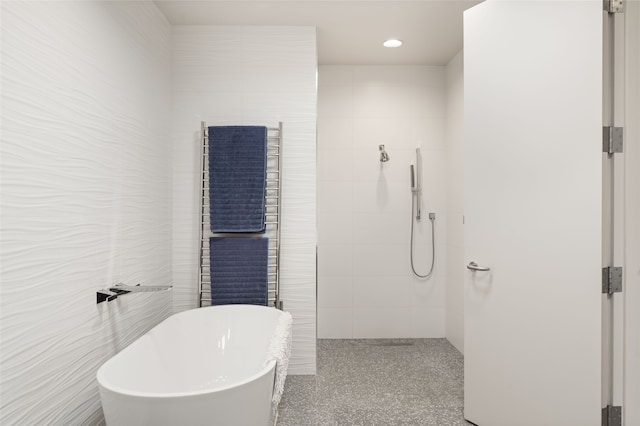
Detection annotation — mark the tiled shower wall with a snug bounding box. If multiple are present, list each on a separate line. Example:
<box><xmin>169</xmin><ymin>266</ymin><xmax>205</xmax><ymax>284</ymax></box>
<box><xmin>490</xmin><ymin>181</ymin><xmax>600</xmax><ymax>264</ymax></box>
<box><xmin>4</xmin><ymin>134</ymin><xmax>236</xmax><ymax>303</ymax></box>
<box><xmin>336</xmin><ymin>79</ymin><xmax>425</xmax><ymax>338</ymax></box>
<box><xmin>444</xmin><ymin>51</ymin><xmax>465</xmax><ymax>354</ymax></box>
<box><xmin>317</xmin><ymin>66</ymin><xmax>447</xmax><ymax>338</ymax></box>
<box><xmin>0</xmin><ymin>2</ymin><xmax>172</xmax><ymax>424</ymax></box>
<box><xmin>171</xmin><ymin>26</ymin><xmax>317</xmax><ymax>374</ymax></box>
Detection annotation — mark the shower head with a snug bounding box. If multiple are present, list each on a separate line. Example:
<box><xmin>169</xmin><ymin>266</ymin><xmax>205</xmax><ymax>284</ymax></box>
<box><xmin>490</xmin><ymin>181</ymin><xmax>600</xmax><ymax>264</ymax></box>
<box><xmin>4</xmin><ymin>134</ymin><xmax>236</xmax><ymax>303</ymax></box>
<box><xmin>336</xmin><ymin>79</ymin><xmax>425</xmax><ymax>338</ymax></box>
<box><xmin>379</xmin><ymin>145</ymin><xmax>390</xmax><ymax>163</ymax></box>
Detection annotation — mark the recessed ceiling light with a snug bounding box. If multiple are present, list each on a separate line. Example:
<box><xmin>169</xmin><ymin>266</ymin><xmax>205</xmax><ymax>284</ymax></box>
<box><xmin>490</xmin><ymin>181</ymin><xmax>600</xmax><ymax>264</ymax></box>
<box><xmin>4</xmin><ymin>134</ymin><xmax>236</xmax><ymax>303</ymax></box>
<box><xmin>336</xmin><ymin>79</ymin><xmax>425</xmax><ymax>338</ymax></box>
<box><xmin>383</xmin><ymin>39</ymin><xmax>403</xmax><ymax>48</ymax></box>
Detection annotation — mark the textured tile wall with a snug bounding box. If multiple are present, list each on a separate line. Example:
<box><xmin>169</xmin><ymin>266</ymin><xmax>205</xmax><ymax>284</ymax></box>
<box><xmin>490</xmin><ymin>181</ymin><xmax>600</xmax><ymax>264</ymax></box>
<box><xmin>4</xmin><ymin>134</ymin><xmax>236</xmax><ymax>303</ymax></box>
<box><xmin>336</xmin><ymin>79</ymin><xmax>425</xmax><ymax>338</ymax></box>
<box><xmin>444</xmin><ymin>51</ymin><xmax>465</xmax><ymax>354</ymax></box>
<box><xmin>317</xmin><ymin>66</ymin><xmax>447</xmax><ymax>339</ymax></box>
<box><xmin>0</xmin><ymin>2</ymin><xmax>173</xmax><ymax>424</ymax></box>
<box><xmin>171</xmin><ymin>26</ymin><xmax>317</xmax><ymax>374</ymax></box>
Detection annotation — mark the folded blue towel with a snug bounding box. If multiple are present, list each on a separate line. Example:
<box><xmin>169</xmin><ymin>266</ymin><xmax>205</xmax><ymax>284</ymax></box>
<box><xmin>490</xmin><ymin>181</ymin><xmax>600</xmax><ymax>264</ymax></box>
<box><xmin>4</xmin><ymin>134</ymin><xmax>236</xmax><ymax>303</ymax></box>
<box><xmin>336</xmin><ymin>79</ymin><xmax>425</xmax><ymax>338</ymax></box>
<box><xmin>209</xmin><ymin>237</ymin><xmax>269</xmax><ymax>306</ymax></box>
<box><xmin>208</xmin><ymin>126</ymin><xmax>267</xmax><ymax>233</ymax></box>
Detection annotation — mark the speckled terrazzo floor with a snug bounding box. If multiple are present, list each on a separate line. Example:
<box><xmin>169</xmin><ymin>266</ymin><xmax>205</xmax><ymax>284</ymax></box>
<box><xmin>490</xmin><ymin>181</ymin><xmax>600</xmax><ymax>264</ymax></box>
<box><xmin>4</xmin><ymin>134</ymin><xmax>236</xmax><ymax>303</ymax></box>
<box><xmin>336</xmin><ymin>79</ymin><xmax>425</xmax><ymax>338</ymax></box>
<box><xmin>276</xmin><ymin>339</ymin><xmax>468</xmax><ymax>426</ymax></box>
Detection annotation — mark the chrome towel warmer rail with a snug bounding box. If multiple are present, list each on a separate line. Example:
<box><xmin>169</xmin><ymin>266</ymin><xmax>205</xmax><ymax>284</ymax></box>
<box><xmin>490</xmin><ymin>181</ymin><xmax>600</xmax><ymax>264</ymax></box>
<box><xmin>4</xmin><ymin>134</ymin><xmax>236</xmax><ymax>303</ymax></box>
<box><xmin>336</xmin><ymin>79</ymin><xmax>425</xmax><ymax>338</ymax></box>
<box><xmin>198</xmin><ymin>122</ymin><xmax>283</xmax><ymax>309</ymax></box>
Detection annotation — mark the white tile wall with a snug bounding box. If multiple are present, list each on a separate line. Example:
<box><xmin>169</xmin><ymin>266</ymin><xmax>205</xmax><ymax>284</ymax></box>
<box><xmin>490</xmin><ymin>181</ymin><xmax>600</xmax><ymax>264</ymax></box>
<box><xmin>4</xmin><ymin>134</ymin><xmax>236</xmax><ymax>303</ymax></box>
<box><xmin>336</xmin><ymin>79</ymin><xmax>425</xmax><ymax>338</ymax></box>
<box><xmin>318</xmin><ymin>276</ymin><xmax>353</xmax><ymax>308</ymax></box>
<box><xmin>318</xmin><ymin>244</ymin><xmax>353</xmax><ymax>277</ymax></box>
<box><xmin>353</xmin><ymin>308</ymin><xmax>412</xmax><ymax>338</ymax></box>
<box><xmin>0</xmin><ymin>2</ymin><xmax>172</xmax><ymax>424</ymax></box>
<box><xmin>317</xmin><ymin>66</ymin><xmax>447</xmax><ymax>339</ymax></box>
<box><xmin>444</xmin><ymin>51</ymin><xmax>465</xmax><ymax>354</ymax></box>
<box><xmin>410</xmin><ymin>307</ymin><xmax>446</xmax><ymax>337</ymax></box>
<box><xmin>171</xmin><ymin>26</ymin><xmax>317</xmax><ymax>374</ymax></box>
<box><xmin>317</xmin><ymin>308</ymin><xmax>353</xmax><ymax>338</ymax></box>
<box><xmin>352</xmin><ymin>276</ymin><xmax>411</xmax><ymax>308</ymax></box>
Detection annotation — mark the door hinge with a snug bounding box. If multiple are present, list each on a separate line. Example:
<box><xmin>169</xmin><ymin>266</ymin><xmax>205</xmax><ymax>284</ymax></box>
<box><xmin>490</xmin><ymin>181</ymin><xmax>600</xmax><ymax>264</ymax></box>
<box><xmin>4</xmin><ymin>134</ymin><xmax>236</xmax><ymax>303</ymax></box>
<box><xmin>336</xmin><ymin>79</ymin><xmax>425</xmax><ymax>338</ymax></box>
<box><xmin>602</xmin><ymin>267</ymin><xmax>623</xmax><ymax>294</ymax></box>
<box><xmin>603</xmin><ymin>126</ymin><xmax>624</xmax><ymax>154</ymax></box>
<box><xmin>602</xmin><ymin>405</ymin><xmax>622</xmax><ymax>426</ymax></box>
<box><xmin>604</xmin><ymin>0</ymin><xmax>624</xmax><ymax>13</ymax></box>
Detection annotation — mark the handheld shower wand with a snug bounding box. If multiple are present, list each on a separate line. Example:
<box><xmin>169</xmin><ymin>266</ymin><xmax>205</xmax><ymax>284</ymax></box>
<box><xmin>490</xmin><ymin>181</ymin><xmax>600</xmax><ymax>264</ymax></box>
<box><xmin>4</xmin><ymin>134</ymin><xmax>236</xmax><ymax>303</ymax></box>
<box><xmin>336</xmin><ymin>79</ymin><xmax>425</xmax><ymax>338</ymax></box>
<box><xmin>410</xmin><ymin>148</ymin><xmax>421</xmax><ymax>220</ymax></box>
<box><xmin>409</xmin><ymin>147</ymin><xmax>435</xmax><ymax>278</ymax></box>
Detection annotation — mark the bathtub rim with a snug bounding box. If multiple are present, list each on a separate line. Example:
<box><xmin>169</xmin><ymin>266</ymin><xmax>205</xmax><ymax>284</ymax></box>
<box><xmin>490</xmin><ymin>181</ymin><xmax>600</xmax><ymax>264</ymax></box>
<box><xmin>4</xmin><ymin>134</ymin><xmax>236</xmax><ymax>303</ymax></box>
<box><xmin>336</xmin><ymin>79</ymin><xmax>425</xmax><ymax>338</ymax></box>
<box><xmin>97</xmin><ymin>305</ymin><xmax>282</xmax><ymax>399</ymax></box>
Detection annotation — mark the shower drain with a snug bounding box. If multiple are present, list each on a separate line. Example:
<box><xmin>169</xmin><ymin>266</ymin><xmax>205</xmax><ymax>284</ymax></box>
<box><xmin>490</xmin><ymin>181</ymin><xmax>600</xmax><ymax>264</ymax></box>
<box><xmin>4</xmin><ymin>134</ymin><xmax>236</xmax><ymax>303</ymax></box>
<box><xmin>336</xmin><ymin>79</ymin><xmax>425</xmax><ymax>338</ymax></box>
<box><xmin>350</xmin><ymin>339</ymin><xmax>415</xmax><ymax>347</ymax></box>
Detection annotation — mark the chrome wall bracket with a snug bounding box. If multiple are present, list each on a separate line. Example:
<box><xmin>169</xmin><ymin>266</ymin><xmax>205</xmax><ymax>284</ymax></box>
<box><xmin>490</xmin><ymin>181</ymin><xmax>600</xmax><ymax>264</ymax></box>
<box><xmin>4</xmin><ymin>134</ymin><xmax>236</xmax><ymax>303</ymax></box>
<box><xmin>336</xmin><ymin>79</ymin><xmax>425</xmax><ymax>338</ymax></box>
<box><xmin>603</xmin><ymin>126</ymin><xmax>624</xmax><ymax>154</ymax></box>
<box><xmin>602</xmin><ymin>266</ymin><xmax>623</xmax><ymax>294</ymax></box>
<box><xmin>97</xmin><ymin>289</ymin><xmax>119</xmax><ymax>304</ymax></box>
<box><xmin>602</xmin><ymin>405</ymin><xmax>622</xmax><ymax>426</ymax></box>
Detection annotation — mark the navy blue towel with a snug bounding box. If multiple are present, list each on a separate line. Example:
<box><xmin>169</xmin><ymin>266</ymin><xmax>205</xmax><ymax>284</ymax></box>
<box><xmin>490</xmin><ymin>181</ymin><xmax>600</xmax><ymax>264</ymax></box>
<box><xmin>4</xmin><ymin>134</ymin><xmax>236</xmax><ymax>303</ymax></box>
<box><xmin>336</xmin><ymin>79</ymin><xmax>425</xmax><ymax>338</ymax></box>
<box><xmin>209</xmin><ymin>237</ymin><xmax>269</xmax><ymax>306</ymax></box>
<box><xmin>208</xmin><ymin>126</ymin><xmax>267</xmax><ymax>233</ymax></box>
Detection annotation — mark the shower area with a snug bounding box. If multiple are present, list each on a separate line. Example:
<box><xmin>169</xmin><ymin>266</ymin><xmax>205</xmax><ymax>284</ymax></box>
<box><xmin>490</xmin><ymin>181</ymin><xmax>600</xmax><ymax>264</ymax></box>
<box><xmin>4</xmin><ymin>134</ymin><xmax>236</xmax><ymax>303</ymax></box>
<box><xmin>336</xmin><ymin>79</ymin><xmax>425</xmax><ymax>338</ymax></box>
<box><xmin>317</xmin><ymin>64</ymin><xmax>462</xmax><ymax>344</ymax></box>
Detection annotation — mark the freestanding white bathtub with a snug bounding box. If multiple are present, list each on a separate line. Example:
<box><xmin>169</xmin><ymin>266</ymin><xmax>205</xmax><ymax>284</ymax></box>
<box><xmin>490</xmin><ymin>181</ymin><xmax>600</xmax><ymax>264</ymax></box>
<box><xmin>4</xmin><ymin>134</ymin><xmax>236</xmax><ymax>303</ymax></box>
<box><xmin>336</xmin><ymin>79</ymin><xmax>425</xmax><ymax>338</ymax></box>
<box><xmin>97</xmin><ymin>305</ymin><xmax>287</xmax><ymax>426</ymax></box>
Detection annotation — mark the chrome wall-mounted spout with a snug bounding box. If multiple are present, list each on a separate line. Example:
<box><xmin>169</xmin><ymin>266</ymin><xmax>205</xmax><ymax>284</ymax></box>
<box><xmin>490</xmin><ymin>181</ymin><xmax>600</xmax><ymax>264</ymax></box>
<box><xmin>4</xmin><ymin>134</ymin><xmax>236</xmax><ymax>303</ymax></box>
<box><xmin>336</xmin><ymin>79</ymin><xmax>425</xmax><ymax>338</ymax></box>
<box><xmin>97</xmin><ymin>283</ymin><xmax>172</xmax><ymax>304</ymax></box>
<box><xmin>379</xmin><ymin>145</ymin><xmax>390</xmax><ymax>162</ymax></box>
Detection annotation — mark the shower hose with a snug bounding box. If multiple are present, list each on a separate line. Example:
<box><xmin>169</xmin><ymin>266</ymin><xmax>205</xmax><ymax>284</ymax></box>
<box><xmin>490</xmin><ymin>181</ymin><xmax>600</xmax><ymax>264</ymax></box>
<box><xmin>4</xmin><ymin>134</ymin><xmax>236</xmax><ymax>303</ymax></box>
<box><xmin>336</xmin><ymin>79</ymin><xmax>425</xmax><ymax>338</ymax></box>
<box><xmin>410</xmin><ymin>194</ymin><xmax>435</xmax><ymax>279</ymax></box>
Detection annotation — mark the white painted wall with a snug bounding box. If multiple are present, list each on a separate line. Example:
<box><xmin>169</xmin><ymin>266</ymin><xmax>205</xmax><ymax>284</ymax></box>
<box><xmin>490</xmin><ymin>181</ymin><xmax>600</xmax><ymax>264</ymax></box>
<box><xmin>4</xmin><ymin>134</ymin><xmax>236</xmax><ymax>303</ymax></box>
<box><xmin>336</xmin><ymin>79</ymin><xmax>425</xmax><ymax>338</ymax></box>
<box><xmin>624</xmin><ymin>1</ymin><xmax>640</xmax><ymax>423</ymax></box>
<box><xmin>0</xmin><ymin>2</ymin><xmax>172</xmax><ymax>424</ymax></box>
<box><xmin>444</xmin><ymin>51</ymin><xmax>464</xmax><ymax>354</ymax></box>
<box><xmin>317</xmin><ymin>66</ymin><xmax>446</xmax><ymax>339</ymax></box>
<box><xmin>171</xmin><ymin>26</ymin><xmax>317</xmax><ymax>374</ymax></box>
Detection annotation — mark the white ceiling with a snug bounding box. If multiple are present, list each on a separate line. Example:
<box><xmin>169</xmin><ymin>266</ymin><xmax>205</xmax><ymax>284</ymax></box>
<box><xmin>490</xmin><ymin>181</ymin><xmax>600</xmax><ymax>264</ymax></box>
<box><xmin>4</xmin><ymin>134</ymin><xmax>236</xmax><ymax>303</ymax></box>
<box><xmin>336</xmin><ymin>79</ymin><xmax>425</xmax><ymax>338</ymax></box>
<box><xmin>154</xmin><ymin>0</ymin><xmax>482</xmax><ymax>65</ymax></box>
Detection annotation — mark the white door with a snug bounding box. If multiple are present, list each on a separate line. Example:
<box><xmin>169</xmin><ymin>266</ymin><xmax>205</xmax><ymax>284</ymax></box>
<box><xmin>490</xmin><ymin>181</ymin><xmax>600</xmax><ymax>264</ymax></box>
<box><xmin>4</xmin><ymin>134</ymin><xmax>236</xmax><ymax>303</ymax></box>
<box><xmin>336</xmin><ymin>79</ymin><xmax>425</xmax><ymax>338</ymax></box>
<box><xmin>464</xmin><ymin>2</ymin><xmax>603</xmax><ymax>425</ymax></box>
